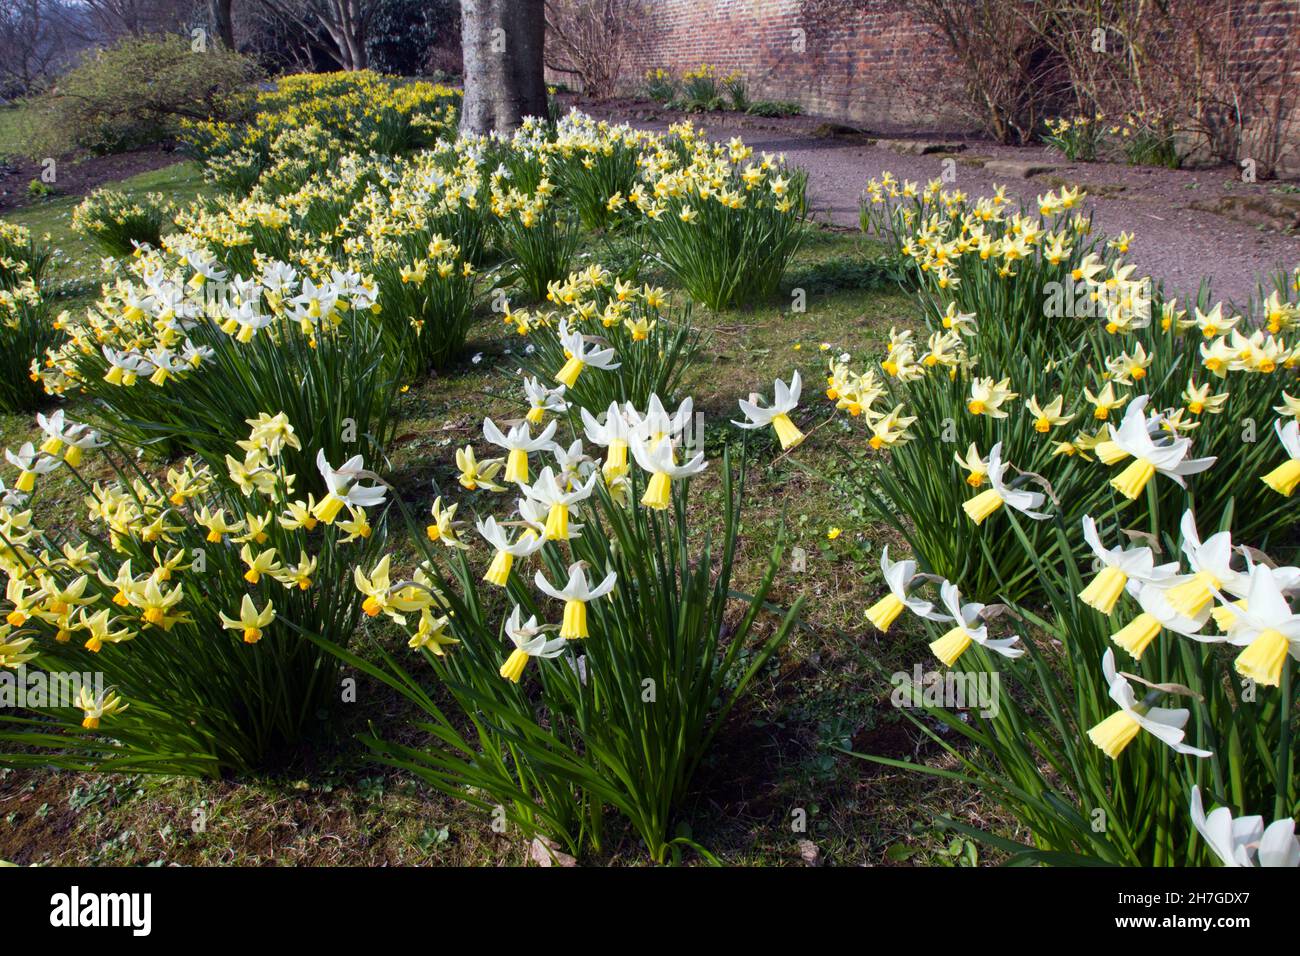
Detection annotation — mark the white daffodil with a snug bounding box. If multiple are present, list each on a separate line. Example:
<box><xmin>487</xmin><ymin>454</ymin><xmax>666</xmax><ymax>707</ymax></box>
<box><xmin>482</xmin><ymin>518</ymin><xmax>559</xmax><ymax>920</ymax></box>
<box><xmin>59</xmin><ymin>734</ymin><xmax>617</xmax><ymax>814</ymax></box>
<box><xmin>101</xmin><ymin>346</ymin><xmax>153</xmax><ymax>386</ymax></box>
<box><xmin>550</xmin><ymin>439</ymin><xmax>594</xmax><ymax>490</ymax></box>
<box><xmin>1218</xmin><ymin>564</ymin><xmax>1300</xmax><ymax>687</ymax></box>
<box><xmin>962</xmin><ymin>442</ymin><xmax>1051</xmax><ymax>525</ymax></box>
<box><xmin>1109</xmin><ymin>578</ymin><xmax>1208</xmax><ymax>660</ymax></box>
<box><xmin>517</xmin><ymin>495</ymin><xmax>583</xmax><ymax>541</ymax></box>
<box><xmin>522</xmin><ymin>376</ymin><xmax>568</xmax><ymax>425</ymax></box>
<box><xmin>36</xmin><ymin>411</ymin><xmax>104</xmax><ymax>467</ymax></box>
<box><xmin>4</xmin><ymin>443</ymin><xmax>61</xmax><ymax>493</ymax></box>
<box><xmin>629</xmin><ymin>431</ymin><xmax>707</xmax><ymax>510</ymax></box>
<box><xmin>864</xmin><ymin>545</ymin><xmax>951</xmax><ymax>632</ymax></box>
<box><xmin>928</xmin><ymin>580</ymin><xmax>1023</xmax><ymax>666</ymax></box>
<box><xmin>1079</xmin><ymin>515</ymin><xmax>1179</xmax><ymax>614</ymax></box>
<box><xmin>520</xmin><ymin>467</ymin><xmax>597</xmax><ymax>541</ymax></box>
<box><xmin>1190</xmin><ymin>786</ymin><xmax>1300</xmax><ymax>868</ymax></box>
<box><xmin>476</xmin><ymin>515</ymin><xmax>547</xmax><ymax>587</ymax></box>
<box><xmin>1086</xmin><ymin>648</ymin><xmax>1213</xmax><ymax>759</ymax></box>
<box><xmin>1262</xmin><ymin>419</ymin><xmax>1300</xmax><ymax>497</ymax></box>
<box><xmin>1106</xmin><ymin>396</ymin><xmax>1215</xmax><ymax>500</ymax></box>
<box><xmin>534</xmin><ymin>562</ymin><xmax>617</xmax><ymax>639</ymax></box>
<box><xmin>498</xmin><ymin>605</ymin><xmax>567</xmax><ymax>683</ymax></box>
<box><xmin>1163</xmin><ymin>510</ymin><xmax>1250</xmax><ymax>619</ymax></box>
<box><xmin>733</xmin><ymin>371</ymin><xmax>805</xmax><ymax>449</ymax></box>
<box><xmin>482</xmin><ymin>417</ymin><xmax>557</xmax><ymax>484</ymax></box>
<box><xmin>581</xmin><ymin>402</ymin><xmax>633</xmax><ymax>481</ymax></box>
<box><xmin>625</xmin><ymin>394</ymin><xmax>693</xmax><ymax>449</ymax></box>
<box><xmin>312</xmin><ymin>450</ymin><xmax>387</xmax><ymax>524</ymax></box>
<box><xmin>555</xmin><ymin>319</ymin><xmax>620</xmax><ymax>387</ymax></box>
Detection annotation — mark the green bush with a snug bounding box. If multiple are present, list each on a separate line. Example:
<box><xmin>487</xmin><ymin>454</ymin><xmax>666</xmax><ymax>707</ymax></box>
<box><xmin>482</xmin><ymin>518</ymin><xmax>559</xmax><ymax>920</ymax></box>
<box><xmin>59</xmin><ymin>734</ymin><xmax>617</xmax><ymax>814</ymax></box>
<box><xmin>23</xmin><ymin>34</ymin><xmax>260</xmax><ymax>158</ymax></box>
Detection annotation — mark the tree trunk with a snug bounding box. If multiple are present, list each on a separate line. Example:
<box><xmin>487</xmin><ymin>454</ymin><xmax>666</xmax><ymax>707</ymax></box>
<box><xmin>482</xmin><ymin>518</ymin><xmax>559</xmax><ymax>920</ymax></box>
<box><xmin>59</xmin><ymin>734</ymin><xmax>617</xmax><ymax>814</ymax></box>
<box><xmin>210</xmin><ymin>0</ymin><xmax>235</xmax><ymax>49</ymax></box>
<box><xmin>459</xmin><ymin>0</ymin><xmax>547</xmax><ymax>135</ymax></box>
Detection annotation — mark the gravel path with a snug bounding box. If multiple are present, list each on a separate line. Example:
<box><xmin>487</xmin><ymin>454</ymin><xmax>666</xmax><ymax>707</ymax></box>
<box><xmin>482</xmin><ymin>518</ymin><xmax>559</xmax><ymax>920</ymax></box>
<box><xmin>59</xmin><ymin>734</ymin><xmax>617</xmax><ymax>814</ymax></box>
<box><xmin>583</xmin><ymin>100</ymin><xmax>1300</xmax><ymax>308</ymax></box>
<box><xmin>739</xmin><ymin>132</ymin><xmax>1300</xmax><ymax>308</ymax></box>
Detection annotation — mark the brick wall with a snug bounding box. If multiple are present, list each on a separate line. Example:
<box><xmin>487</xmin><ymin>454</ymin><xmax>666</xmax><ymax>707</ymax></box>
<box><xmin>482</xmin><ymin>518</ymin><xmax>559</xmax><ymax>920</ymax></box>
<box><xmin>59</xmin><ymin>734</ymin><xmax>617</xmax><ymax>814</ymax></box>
<box><xmin>609</xmin><ymin>0</ymin><xmax>1300</xmax><ymax>174</ymax></box>
<box><xmin>1229</xmin><ymin>0</ymin><xmax>1300</xmax><ymax>176</ymax></box>
<box><xmin>615</xmin><ymin>0</ymin><xmax>972</xmax><ymax>133</ymax></box>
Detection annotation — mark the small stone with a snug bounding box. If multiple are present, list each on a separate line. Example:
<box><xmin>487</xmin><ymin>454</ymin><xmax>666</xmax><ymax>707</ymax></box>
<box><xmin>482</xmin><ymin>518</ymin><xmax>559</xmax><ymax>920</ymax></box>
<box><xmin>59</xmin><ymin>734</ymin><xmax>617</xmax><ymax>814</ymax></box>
<box><xmin>797</xmin><ymin>839</ymin><xmax>822</xmax><ymax>866</ymax></box>
<box><xmin>529</xmin><ymin>836</ymin><xmax>577</xmax><ymax>867</ymax></box>
<box><xmin>878</xmin><ymin>139</ymin><xmax>965</xmax><ymax>155</ymax></box>
<box><xmin>982</xmin><ymin>160</ymin><xmax>1058</xmax><ymax>178</ymax></box>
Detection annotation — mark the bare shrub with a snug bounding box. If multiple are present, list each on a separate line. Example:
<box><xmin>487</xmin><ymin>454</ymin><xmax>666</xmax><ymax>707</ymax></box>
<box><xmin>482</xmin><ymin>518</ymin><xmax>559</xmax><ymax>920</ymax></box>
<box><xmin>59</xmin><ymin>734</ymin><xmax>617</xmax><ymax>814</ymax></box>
<box><xmin>544</xmin><ymin>0</ymin><xmax>645</xmax><ymax>99</ymax></box>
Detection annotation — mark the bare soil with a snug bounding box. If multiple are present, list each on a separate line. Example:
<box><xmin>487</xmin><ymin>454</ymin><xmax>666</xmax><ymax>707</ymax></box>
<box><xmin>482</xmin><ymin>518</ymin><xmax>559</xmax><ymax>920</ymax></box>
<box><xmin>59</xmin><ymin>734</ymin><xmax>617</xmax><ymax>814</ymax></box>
<box><xmin>0</xmin><ymin>147</ymin><xmax>181</xmax><ymax>213</ymax></box>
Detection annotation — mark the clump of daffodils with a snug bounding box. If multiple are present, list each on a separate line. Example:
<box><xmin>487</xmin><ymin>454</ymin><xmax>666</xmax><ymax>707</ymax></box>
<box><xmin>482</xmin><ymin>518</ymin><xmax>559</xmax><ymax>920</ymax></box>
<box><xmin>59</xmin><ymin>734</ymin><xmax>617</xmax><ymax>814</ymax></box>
<box><xmin>0</xmin><ymin>411</ymin><xmax>387</xmax><ymax>768</ymax></box>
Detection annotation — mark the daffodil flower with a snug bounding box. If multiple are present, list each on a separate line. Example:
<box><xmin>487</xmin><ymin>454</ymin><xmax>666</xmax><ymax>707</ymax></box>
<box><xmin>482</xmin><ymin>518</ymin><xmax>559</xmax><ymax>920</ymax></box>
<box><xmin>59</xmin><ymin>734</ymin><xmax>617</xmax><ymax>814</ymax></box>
<box><xmin>1079</xmin><ymin>515</ymin><xmax>1178</xmax><ymax>614</ymax></box>
<box><xmin>476</xmin><ymin>515</ymin><xmax>546</xmax><ymax>587</ymax></box>
<box><xmin>625</xmin><ymin>394</ymin><xmax>694</xmax><ymax>449</ymax></box>
<box><xmin>555</xmin><ymin>319</ymin><xmax>620</xmax><ymax>387</ymax></box>
<box><xmin>77</xmin><ymin>607</ymin><xmax>133</xmax><ymax>654</ymax></box>
<box><xmin>279</xmin><ymin>497</ymin><xmax>319</xmax><ymax>531</ymax></box>
<box><xmin>76</xmin><ymin>686</ymin><xmax>128</xmax><ymax>729</ymax></box>
<box><xmin>1025</xmin><ymin>395</ymin><xmax>1074</xmax><ymax>433</ymax></box>
<box><xmin>455</xmin><ymin>445</ymin><xmax>506</xmax><ymax>492</ymax></box>
<box><xmin>953</xmin><ymin>443</ymin><xmax>988</xmax><ymax>487</ymax></box>
<box><xmin>1190</xmin><ymin>786</ymin><xmax>1300</xmax><ymax>867</ymax></box>
<box><xmin>425</xmin><ymin>496</ymin><xmax>470</xmax><ymax>549</ymax></box>
<box><xmin>4</xmin><ymin>443</ymin><xmax>61</xmax><ymax>493</ymax></box>
<box><xmin>629</xmin><ymin>432</ymin><xmax>707</xmax><ymax>510</ymax></box>
<box><xmin>865</xmin><ymin>546</ymin><xmax>950</xmax><ymax>632</ymax></box>
<box><xmin>239</xmin><ymin>545</ymin><xmax>281</xmax><ymax>584</ymax></box>
<box><xmin>1083</xmin><ymin>381</ymin><xmax>1128</xmax><ymax>421</ymax></box>
<box><xmin>313</xmin><ymin>450</ymin><xmax>386</xmax><ymax>524</ymax></box>
<box><xmin>927</xmin><ymin>580</ymin><xmax>1023</xmax><ymax>667</ymax></box>
<box><xmin>520</xmin><ymin>467</ymin><xmax>597</xmax><ymax>540</ymax></box>
<box><xmin>966</xmin><ymin>376</ymin><xmax>1017</xmax><ymax>418</ymax></box>
<box><xmin>36</xmin><ymin>411</ymin><xmax>104</xmax><ymax>467</ymax></box>
<box><xmin>534</xmin><ymin>563</ymin><xmax>617</xmax><ymax>639</ymax></box>
<box><xmin>522</xmin><ymin>377</ymin><xmax>568</xmax><ymax>425</ymax></box>
<box><xmin>273</xmin><ymin>553</ymin><xmax>318</xmax><ymax>591</ymax></box>
<box><xmin>866</xmin><ymin>404</ymin><xmax>916</xmax><ymax>450</ymax></box>
<box><xmin>1193</xmin><ymin>303</ymin><xmax>1238</xmax><ymax>339</ymax></box>
<box><xmin>1106</xmin><ymin>397</ymin><xmax>1215</xmax><ymax>501</ymax></box>
<box><xmin>1219</xmin><ymin>565</ymin><xmax>1300</xmax><ymax>687</ymax></box>
<box><xmin>1183</xmin><ymin>380</ymin><xmax>1229</xmax><ymax>416</ymax></box>
<box><xmin>517</xmin><ymin>494</ymin><xmax>583</xmax><ymax>541</ymax></box>
<box><xmin>238</xmin><ymin>412</ymin><xmax>301</xmax><ymax>457</ymax></box>
<box><xmin>962</xmin><ymin>443</ymin><xmax>1051</xmax><ymax>525</ymax></box>
<box><xmin>940</xmin><ymin>302</ymin><xmax>976</xmax><ymax>335</ymax></box>
<box><xmin>733</xmin><ymin>372</ymin><xmax>805</xmax><ymax>450</ymax></box>
<box><xmin>581</xmin><ymin>402</ymin><xmax>633</xmax><ymax>481</ymax></box>
<box><xmin>1087</xmin><ymin>649</ymin><xmax>1212</xmax><ymax>759</ymax></box>
<box><xmin>550</xmin><ymin>439</ymin><xmax>593</xmax><ymax>490</ymax></box>
<box><xmin>127</xmin><ymin>574</ymin><xmax>186</xmax><ymax>631</ymax></box>
<box><xmin>1262</xmin><ymin>419</ymin><xmax>1300</xmax><ymax>497</ymax></box>
<box><xmin>354</xmin><ymin>555</ymin><xmax>432</xmax><ymax>625</ymax></box>
<box><xmin>482</xmin><ymin>417</ymin><xmax>557</xmax><ymax>485</ymax></box>
<box><xmin>1109</xmin><ymin>578</ymin><xmax>1206</xmax><ymax>660</ymax></box>
<box><xmin>0</xmin><ymin>628</ymin><xmax>37</xmax><ymax>668</ymax></box>
<box><xmin>101</xmin><ymin>346</ymin><xmax>152</xmax><ymax>387</ymax></box>
<box><xmin>1164</xmin><ymin>510</ymin><xmax>1249</xmax><ymax>619</ymax></box>
<box><xmin>220</xmin><ymin>594</ymin><xmax>276</xmax><ymax>644</ymax></box>
<box><xmin>409</xmin><ymin>608</ymin><xmax>458</xmax><ymax>655</ymax></box>
<box><xmin>498</xmin><ymin>605</ymin><xmax>567</xmax><ymax>682</ymax></box>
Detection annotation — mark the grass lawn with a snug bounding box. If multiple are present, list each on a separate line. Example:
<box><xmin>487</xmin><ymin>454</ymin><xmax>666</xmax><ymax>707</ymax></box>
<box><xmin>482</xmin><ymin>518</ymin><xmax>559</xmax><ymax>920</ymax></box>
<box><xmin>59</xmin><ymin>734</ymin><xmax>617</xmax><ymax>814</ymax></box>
<box><xmin>0</xmin><ymin>173</ymin><xmax>1011</xmax><ymax>866</ymax></box>
<box><xmin>4</xmin><ymin>161</ymin><xmax>211</xmax><ymax>305</ymax></box>
<box><xmin>0</xmin><ymin>104</ymin><xmax>28</xmax><ymax>160</ymax></box>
